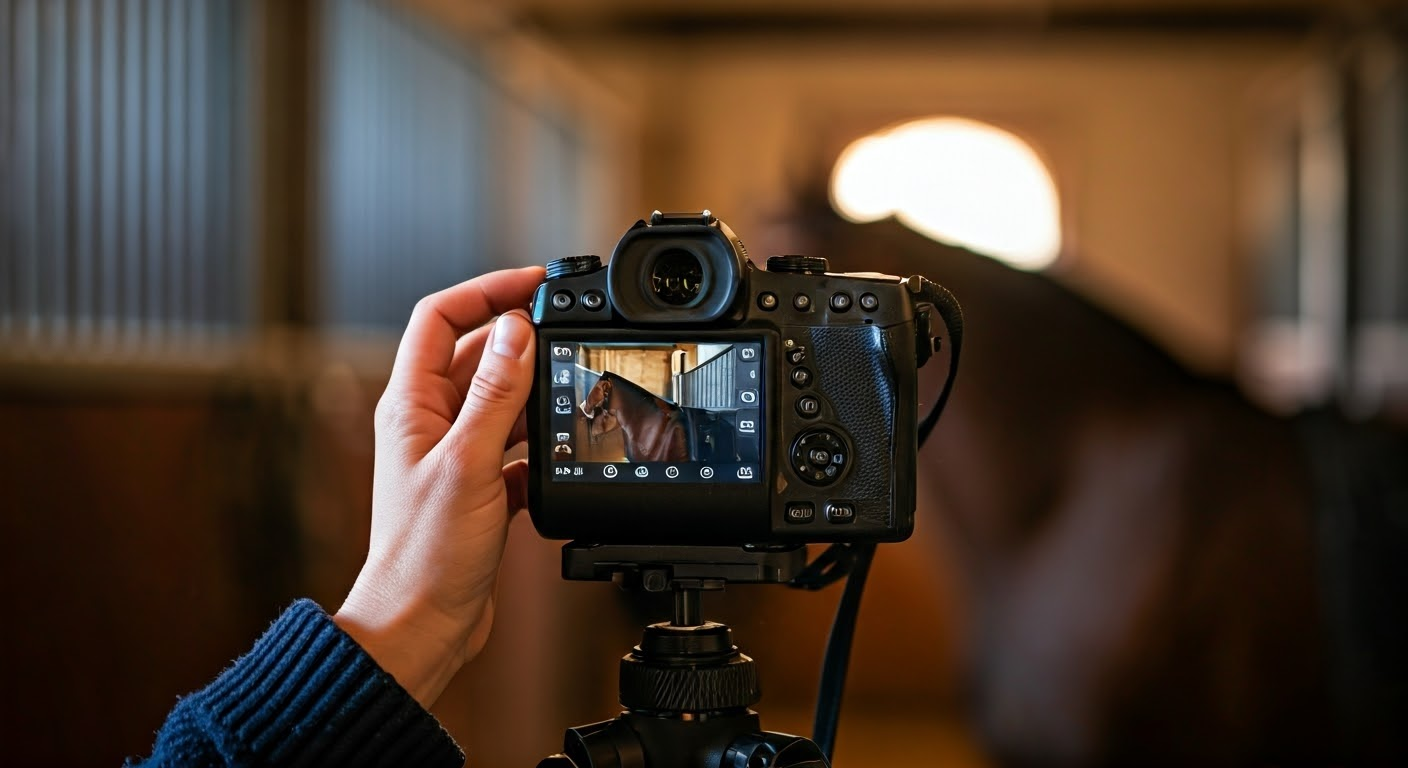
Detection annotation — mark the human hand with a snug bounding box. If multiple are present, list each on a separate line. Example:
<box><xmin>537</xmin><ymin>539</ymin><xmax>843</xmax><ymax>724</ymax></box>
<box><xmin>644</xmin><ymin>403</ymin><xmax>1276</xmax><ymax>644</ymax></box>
<box><xmin>333</xmin><ymin>266</ymin><xmax>545</xmax><ymax>709</ymax></box>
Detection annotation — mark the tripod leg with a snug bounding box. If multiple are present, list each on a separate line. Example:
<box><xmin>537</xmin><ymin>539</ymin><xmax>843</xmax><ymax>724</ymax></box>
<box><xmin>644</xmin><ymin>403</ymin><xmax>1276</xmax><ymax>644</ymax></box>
<box><xmin>539</xmin><ymin>719</ymin><xmax>647</xmax><ymax>768</ymax></box>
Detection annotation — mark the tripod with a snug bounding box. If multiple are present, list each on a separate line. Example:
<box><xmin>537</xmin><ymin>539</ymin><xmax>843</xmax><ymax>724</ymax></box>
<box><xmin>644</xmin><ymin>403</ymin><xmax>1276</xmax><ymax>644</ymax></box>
<box><xmin>538</xmin><ymin>544</ymin><xmax>831</xmax><ymax>768</ymax></box>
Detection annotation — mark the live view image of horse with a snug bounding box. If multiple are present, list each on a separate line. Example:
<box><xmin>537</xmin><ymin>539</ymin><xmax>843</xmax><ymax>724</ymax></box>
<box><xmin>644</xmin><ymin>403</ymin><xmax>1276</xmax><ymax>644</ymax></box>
<box><xmin>570</xmin><ymin>343</ymin><xmax>761</xmax><ymax>464</ymax></box>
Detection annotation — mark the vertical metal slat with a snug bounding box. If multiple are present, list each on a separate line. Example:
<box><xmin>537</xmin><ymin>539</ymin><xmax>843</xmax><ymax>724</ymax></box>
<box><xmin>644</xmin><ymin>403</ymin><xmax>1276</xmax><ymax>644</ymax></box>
<box><xmin>143</xmin><ymin>0</ymin><xmax>164</xmax><ymax>342</ymax></box>
<box><xmin>72</xmin><ymin>0</ymin><xmax>95</xmax><ymax>343</ymax></box>
<box><xmin>185</xmin><ymin>0</ymin><xmax>202</xmax><ymax>329</ymax></box>
<box><xmin>15</xmin><ymin>0</ymin><xmax>39</xmax><ymax>338</ymax></box>
<box><xmin>0</xmin><ymin>0</ymin><xmax>13</xmax><ymax>335</ymax></box>
<box><xmin>121</xmin><ymin>0</ymin><xmax>142</xmax><ymax>342</ymax></box>
<box><xmin>164</xmin><ymin>0</ymin><xmax>185</xmax><ymax>337</ymax></box>
<box><xmin>98</xmin><ymin>0</ymin><xmax>120</xmax><ymax>338</ymax></box>
<box><xmin>205</xmin><ymin>0</ymin><xmax>228</xmax><ymax>327</ymax></box>
<box><xmin>39</xmin><ymin>0</ymin><xmax>66</xmax><ymax>341</ymax></box>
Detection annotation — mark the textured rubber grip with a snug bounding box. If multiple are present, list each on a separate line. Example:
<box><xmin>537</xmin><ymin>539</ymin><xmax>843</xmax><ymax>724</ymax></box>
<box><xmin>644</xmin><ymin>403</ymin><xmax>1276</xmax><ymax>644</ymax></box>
<box><xmin>618</xmin><ymin>653</ymin><xmax>761</xmax><ymax>712</ymax></box>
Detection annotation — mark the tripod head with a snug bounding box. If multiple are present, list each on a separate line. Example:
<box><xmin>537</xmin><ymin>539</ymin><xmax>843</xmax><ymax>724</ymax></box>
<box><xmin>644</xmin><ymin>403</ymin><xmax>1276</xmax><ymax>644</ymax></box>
<box><xmin>537</xmin><ymin>544</ymin><xmax>830</xmax><ymax>768</ymax></box>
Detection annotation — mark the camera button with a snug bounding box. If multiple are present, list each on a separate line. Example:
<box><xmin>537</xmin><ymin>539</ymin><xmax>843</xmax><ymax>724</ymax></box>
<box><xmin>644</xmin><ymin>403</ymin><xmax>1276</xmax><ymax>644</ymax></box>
<box><xmin>550</xmin><ymin>290</ymin><xmax>575</xmax><ymax>311</ymax></box>
<box><xmin>796</xmin><ymin>396</ymin><xmax>820</xmax><ymax>418</ymax></box>
<box><xmin>785</xmin><ymin>502</ymin><xmax>815</xmax><ymax>524</ymax></box>
<box><xmin>786</xmin><ymin>347</ymin><xmax>806</xmax><ymax>365</ymax></box>
<box><xmin>859</xmin><ymin>292</ymin><xmax>879</xmax><ymax>311</ymax></box>
<box><xmin>825</xmin><ymin>503</ymin><xmax>856</xmax><ymax>524</ymax></box>
<box><xmin>792</xmin><ymin>293</ymin><xmax>812</xmax><ymax>311</ymax></box>
<box><xmin>581</xmin><ymin>289</ymin><xmax>605</xmax><ymax>311</ymax></box>
<box><xmin>830</xmin><ymin>292</ymin><xmax>852</xmax><ymax>312</ymax></box>
<box><xmin>758</xmin><ymin>292</ymin><xmax>779</xmax><ymax>311</ymax></box>
<box><xmin>792</xmin><ymin>428</ymin><xmax>848</xmax><ymax>485</ymax></box>
<box><xmin>790</xmin><ymin>367</ymin><xmax>812</xmax><ymax>387</ymax></box>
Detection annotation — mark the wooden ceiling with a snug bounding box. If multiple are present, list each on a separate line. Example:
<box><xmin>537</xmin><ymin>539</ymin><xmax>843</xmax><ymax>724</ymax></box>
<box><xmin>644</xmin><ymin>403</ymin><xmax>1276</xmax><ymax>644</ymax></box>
<box><xmin>489</xmin><ymin>0</ymin><xmax>1403</xmax><ymax>41</ymax></box>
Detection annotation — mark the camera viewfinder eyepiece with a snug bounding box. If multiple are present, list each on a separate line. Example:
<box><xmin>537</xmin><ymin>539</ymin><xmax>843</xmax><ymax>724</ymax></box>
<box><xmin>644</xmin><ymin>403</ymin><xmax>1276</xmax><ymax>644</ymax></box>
<box><xmin>604</xmin><ymin>212</ymin><xmax>749</xmax><ymax>324</ymax></box>
<box><xmin>650</xmin><ymin>249</ymin><xmax>705</xmax><ymax>306</ymax></box>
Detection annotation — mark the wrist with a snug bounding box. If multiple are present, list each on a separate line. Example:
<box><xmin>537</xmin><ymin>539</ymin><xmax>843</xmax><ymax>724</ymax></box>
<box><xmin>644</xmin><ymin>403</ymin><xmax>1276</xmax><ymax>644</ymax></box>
<box><xmin>333</xmin><ymin>582</ymin><xmax>468</xmax><ymax>709</ymax></box>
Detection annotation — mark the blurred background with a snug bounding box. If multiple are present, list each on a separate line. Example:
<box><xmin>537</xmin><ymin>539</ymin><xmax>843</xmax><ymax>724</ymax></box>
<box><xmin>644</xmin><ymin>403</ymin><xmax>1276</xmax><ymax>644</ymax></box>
<box><xmin>2</xmin><ymin>0</ymin><xmax>1406</xmax><ymax>766</ymax></box>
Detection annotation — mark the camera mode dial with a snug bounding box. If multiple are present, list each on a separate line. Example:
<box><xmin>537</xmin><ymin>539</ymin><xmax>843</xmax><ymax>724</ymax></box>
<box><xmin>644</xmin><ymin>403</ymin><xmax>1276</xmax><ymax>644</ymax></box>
<box><xmin>766</xmin><ymin>255</ymin><xmax>830</xmax><ymax>275</ymax></box>
<box><xmin>546</xmin><ymin>255</ymin><xmax>602</xmax><ymax>279</ymax></box>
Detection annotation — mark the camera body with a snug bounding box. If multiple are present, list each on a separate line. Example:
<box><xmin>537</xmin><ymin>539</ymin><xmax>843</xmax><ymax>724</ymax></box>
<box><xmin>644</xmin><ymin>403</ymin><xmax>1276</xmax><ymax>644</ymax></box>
<box><xmin>527</xmin><ymin>211</ymin><xmax>937</xmax><ymax>546</ymax></box>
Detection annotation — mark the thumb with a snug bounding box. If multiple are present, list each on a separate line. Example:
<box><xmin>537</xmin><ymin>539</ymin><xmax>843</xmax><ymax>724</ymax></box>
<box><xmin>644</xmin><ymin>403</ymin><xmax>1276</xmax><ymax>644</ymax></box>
<box><xmin>451</xmin><ymin>309</ymin><xmax>536</xmax><ymax>459</ymax></box>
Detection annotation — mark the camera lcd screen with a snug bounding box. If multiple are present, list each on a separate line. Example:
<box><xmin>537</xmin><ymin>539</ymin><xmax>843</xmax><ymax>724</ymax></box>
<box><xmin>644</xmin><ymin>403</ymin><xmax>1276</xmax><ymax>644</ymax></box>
<box><xmin>547</xmin><ymin>339</ymin><xmax>763</xmax><ymax>483</ymax></box>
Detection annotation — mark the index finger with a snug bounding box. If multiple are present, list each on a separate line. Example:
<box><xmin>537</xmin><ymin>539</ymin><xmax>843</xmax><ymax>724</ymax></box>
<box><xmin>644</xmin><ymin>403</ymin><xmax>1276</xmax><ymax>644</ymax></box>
<box><xmin>390</xmin><ymin>266</ymin><xmax>546</xmax><ymax>386</ymax></box>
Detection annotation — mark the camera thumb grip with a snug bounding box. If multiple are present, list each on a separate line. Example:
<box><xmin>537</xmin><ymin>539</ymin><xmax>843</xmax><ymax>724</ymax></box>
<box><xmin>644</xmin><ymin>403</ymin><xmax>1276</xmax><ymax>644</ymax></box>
<box><xmin>453</xmin><ymin>310</ymin><xmax>536</xmax><ymax>444</ymax></box>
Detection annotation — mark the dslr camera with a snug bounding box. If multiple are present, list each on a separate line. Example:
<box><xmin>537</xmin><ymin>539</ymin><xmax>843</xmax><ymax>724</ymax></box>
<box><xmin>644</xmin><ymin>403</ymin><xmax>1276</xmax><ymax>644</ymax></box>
<box><xmin>527</xmin><ymin>211</ymin><xmax>944</xmax><ymax>546</ymax></box>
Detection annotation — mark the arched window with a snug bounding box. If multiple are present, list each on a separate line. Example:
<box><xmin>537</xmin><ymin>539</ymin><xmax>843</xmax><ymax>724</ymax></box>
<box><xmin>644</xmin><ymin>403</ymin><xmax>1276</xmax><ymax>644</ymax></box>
<box><xmin>830</xmin><ymin>117</ymin><xmax>1062</xmax><ymax>271</ymax></box>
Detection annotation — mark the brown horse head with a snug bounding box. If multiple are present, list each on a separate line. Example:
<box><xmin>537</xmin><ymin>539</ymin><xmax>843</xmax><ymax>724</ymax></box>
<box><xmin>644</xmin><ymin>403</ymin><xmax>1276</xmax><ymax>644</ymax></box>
<box><xmin>580</xmin><ymin>375</ymin><xmax>620</xmax><ymax>442</ymax></box>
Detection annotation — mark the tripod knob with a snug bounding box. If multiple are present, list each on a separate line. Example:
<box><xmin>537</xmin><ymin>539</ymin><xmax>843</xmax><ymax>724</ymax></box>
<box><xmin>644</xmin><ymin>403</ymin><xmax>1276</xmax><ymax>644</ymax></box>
<box><xmin>619</xmin><ymin>621</ymin><xmax>761</xmax><ymax>713</ymax></box>
<box><xmin>724</xmin><ymin>732</ymin><xmax>830</xmax><ymax>768</ymax></box>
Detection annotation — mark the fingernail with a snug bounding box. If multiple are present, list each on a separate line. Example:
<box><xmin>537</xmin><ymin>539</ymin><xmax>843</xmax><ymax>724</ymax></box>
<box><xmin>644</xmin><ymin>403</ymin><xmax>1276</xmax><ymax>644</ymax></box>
<box><xmin>491</xmin><ymin>311</ymin><xmax>532</xmax><ymax>359</ymax></box>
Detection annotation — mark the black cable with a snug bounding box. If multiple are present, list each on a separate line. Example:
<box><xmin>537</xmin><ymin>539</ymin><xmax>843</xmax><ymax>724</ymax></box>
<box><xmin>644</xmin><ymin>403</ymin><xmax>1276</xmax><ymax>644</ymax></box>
<box><xmin>811</xmin><ymin>540</ymin><xmax>875</xmax><ymax>758</ymax></box>
<box><xmin>806</xmin><ymin>276</ymin><xmax>964</xmax><ymax>762</ymax></box>
<box><xmin>912</xmin><ymin>276</ymin><xmax>965</xmax><ymax>447</ymax></box>
<box><xmin>789</xmin><ymin>540</ymin><xmax>856</xmax><ymax>591</ymax></box>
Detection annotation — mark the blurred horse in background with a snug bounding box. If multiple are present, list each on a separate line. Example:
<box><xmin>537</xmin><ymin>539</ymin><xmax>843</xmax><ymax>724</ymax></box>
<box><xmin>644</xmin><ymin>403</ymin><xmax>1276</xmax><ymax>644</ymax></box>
<box><xmin>793</xmin><ymin>210</ymin><xmax>1407</xmax><ymax>765</ymax></box>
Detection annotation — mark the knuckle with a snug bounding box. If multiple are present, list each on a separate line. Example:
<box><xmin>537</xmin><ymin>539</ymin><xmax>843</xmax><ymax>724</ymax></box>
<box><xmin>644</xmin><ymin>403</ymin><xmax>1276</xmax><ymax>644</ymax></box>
<box><xmin>410</xmin><ymin>293</ymin><xmax>440</xmax><ymax>319</ymax></box>
<box><xmin>466</xmin><ymin>367</ymin><xmax>517</xmax><ymax>412</ymax></box>
<box><xmin>373</xmin><ymin>393</ymin><xmax>408</xmax><ymax>434</ymax></box>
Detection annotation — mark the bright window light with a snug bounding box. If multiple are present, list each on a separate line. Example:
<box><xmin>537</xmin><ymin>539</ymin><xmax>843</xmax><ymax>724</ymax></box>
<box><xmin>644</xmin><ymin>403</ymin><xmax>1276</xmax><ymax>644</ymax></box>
<box><xmin>830</xmin><ymin>117</ymin><xmax>1062</xmax><ymax>271</ymax></box>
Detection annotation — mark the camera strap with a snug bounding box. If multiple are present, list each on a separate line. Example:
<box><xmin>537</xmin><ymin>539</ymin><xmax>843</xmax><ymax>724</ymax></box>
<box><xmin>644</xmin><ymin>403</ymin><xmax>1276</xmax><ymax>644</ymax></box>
<box><xmin>790</xmin><ymin>275</ymin><xmax>965</xmax><ymax>761</ymax></box>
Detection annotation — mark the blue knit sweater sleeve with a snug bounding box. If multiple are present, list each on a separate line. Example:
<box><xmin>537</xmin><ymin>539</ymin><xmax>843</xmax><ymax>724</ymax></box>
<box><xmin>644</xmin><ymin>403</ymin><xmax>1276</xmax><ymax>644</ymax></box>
<box><xmin>127</xmin><ymin>599</ymin><xmax>465</xmax><ymax>767</ymax></box>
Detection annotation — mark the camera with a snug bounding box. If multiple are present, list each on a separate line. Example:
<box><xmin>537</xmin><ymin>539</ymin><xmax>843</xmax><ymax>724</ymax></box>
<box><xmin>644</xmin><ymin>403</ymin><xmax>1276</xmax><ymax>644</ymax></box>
<box><xmin>527</xmin><ymin>210</ymin><xmax>944</xmax><ymax>546</ymax></box>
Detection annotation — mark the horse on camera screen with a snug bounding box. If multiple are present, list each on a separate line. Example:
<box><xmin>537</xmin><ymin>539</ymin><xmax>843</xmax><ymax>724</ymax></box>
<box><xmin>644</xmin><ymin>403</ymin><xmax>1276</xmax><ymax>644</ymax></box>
<box><xmin>580</xmin><ymin>371</ymin><xmax>743</xmax><ymax>463</ymax></box>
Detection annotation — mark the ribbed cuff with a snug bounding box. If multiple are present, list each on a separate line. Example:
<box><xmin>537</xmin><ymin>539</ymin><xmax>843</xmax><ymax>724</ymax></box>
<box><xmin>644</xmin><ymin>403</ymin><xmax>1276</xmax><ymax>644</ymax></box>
<box><xmin>189</xmin><ymin>599</ymin><xmax>464</xmax><ymax>767</ymax></box>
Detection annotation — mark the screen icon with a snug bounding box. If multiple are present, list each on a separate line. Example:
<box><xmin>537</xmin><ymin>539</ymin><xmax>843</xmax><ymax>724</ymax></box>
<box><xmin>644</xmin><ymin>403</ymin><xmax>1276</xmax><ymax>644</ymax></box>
<box><xmin>700</xmin><ymin>466</ymin><xmax>714</xmax><ymax>479</ymax></box>
<box><xmin>634</xmin><ymin>466</ymin><xmax>649</xmax><ymax>478</ymax></box>
<box><xmin>556</xmin><ymin>432</ymin><xmax>570</xmax><ymax>442</ymax></box>
<box><xmin>665</xmin><ymin>466</ymin><xmax>679</xmax><ymax>479</ymax></box>
<box><xmin>552</xmin><ymin>344</ymin><xmax>573</xmax><ymax>360</ymax></box>
<box><xmin>736</xmin><ymin>466</ymin><xmax>755</xmax><ymax>479</ymax></box>
<box><xmin>553</xmin><ymin>369</ymin><xmax>571</xmax><ymax>385</ymax></box>
<box><xmin>603</xmin><ymin>465</ymin><xmax>618</xmax><ymax>478</ymax></box>
<box><xmin>738</xmin><ymin>346</ymin><xmax>757</xmax><ymax>361</ymax></box>
<box><xmin>738</xmin><ymin>419</ymin><xmax>756</xmax><ymax>434</ymax></box>
<box><xmin>573</xmin><ymin>467</ymin><xmax>583</xmax><ymax>476</ymax></box>
<box><xmin>739</xmin><ymin>389</ymin><xmax>757</xmax><ymax>404</ymax></box>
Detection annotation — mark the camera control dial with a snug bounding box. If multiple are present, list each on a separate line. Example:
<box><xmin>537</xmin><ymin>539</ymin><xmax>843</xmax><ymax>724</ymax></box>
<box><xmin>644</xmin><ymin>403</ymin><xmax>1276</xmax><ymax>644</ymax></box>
<box><xmin>546</xmin><ymin>255</ymin><xmax>603</xmax><ymax>279</ymax></box>
<box><xmin>766</xmin><ymin>255</ymin><xmax>830</xmax><ymax>275</ymax></box>
<box><xmin>790</xmin><ymin>428</ymin><xmax>850</xmax><ymax>486</ymax></box>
